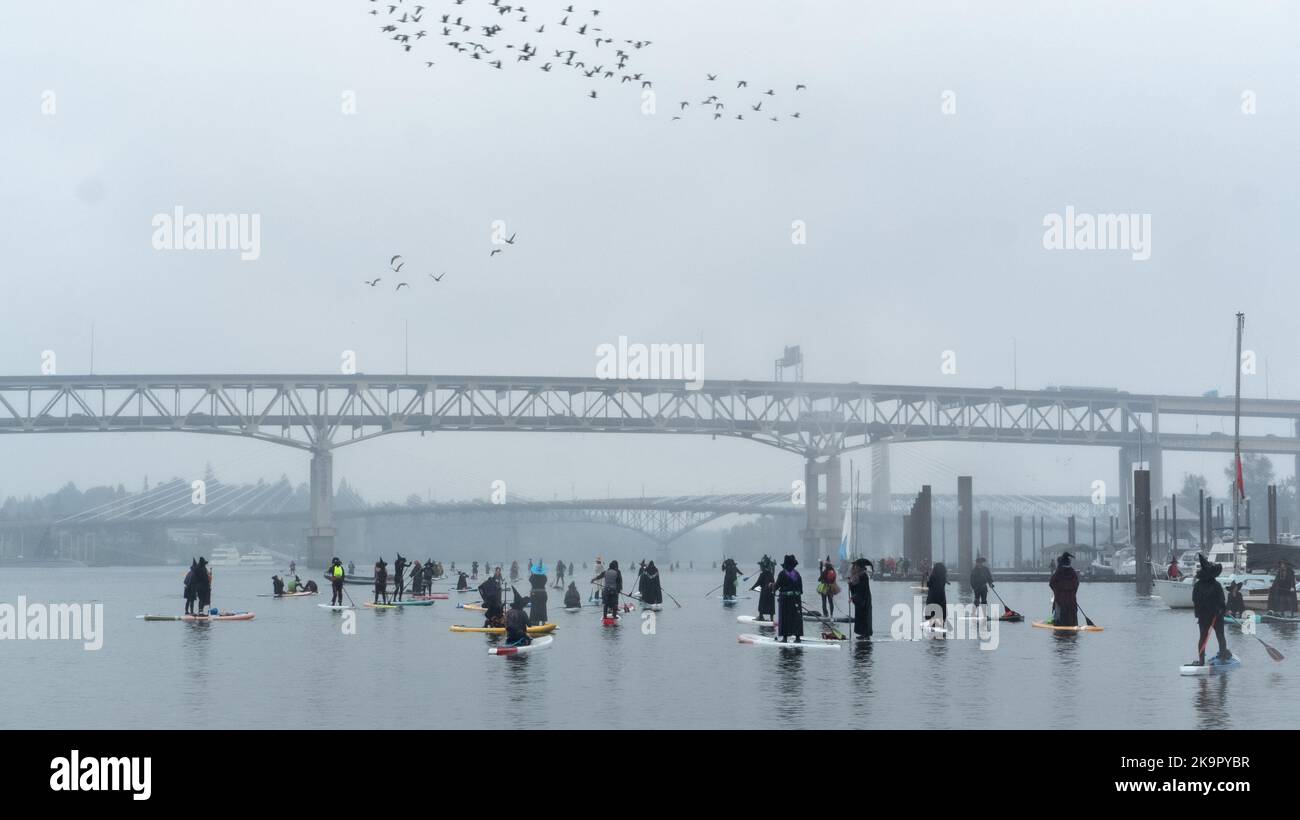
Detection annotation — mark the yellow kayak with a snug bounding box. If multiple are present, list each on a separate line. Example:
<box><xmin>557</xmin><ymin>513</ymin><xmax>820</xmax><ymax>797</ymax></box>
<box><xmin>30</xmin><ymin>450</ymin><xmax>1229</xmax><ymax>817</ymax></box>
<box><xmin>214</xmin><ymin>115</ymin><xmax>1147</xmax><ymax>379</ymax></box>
<box><xmin>449</xmin><ymin>623</ymin><xmax>557</xmax><ymax>635</ymax></box>
<box><xmin>1031</xmin><ymin>620</ymin><xmax>1103</xmax><ymax>633</ymax></box>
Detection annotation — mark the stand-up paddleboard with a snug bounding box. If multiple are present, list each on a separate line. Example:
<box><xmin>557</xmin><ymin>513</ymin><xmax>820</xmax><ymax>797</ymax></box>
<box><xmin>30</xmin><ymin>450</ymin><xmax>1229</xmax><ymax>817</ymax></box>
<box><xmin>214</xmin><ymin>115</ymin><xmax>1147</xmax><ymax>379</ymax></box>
<box><xmin>718</xmin><ymin>595</ymin><xmax>752</xmax><ymax>600</ymax></box>
<box><xmin>387</xmin><ymin>599</ymin><xmax>434</xmax><ymax>607</ymax></box>
<box><xmin>564</xmin><ymin>607</ymin><xmax>582</xmax><ymax>613</ymax></box>
<box><xmin>411</xmin><ymin>593</ymin><xmax>449</xmax><ymax>600</ymax></box>
<box><xmin>364</xmin><ymin>602</ymin><xmax>396</xmax><ymax>609</ymax></box>
<box><xmin>258</xmin><ymin>591</ymin><xmax>317</xmax><ymax>598</ymax></box>
<box><xmin>920</xmin><ymin>622</ymin><xmax>951</xmax><ymax>635</ymax></box>
<box><xmin>140</xmin><ymin>612</ymin><xmax>255</xmax><ymax>622</ymax></box>
<box><xmin>318</xmin><ymin>604</ymin><xmax>354</xmax><ymax>610</ymax></box>
<box><xmin>1226</xmin><ymin>613</ymin><xmax>1261</xmax><ymax>626</ymax></box>
<box><xmin>455</xmin><ymin>588</ymin><xmax>473</xmax><ymax>594</ymax></box>
<box><xmin>449</xmin><ymin>623</ymin><xmax>557</xmax><ymax>635</ymax></box>
<box><xmin>642</xmin><ymin>603</ymin><xmax>663</xmax><ymax>611</ymax></box>
<box><xmin>1180</xmin><ymin>655</ymin><xmax>1241</xmax><ymax>676</ymax></box>
<box><xmin>489</xmin><ymin>636</ymin><xmax>555</xmax><ymax>656</ymax></box>
<box><xmin>1262</xmin><ymin>612</ymin><xmax>1300</xmax><ymax>624</ymax></box>
<box><xmin>1031</xmin><ymin>621</ymin><xmax>1104</xmax><ymax>633</ymax></box>
<box><xmin>721</xmin><ymin>597</ymin><xmax>741</xmax><ymax>607</ymax></box>
<box><xmin>737</xmin><ymin>615</ymin><xmax>777</xmax><ymax>629</ymax></box>
<box><xmin>737</xmin><ymin>633</ymin><xmax>841</xmax><ymax>650</ymax></box>
<box><xmin>459</xmin><ymin>603</ymin><xmax>487</xmax><ymax>612</ymax></box>
<box><xmin>911</xmin><ymin>586</ymin><xmax>928</xmax><ymax>592</ymax></box>
<box><xmin>602</xmin><ymin>616</ymin><xmax>620</xmax><ymax>627</ymax></box>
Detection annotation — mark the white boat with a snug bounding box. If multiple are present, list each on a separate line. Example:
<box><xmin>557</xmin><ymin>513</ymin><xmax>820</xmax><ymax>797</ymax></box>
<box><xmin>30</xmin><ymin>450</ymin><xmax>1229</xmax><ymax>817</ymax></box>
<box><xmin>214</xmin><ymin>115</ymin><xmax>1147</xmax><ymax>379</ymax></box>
<box><xmin>209</xmin><ymin>545</ymin><xmax>241</xmax><ymax>567</ymax></box>
<box><xmin>238</xmin><ymin>549</ymin><xmax>274</xmax><ymax>567</ymax></box>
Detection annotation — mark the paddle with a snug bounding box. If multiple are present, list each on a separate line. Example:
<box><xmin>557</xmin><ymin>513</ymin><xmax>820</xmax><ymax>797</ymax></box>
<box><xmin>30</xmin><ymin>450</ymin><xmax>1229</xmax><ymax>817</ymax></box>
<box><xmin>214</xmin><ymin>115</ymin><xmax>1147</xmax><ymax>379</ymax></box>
<box><xmin>989</xmin><ymin>585</ymin><xmax>1021</xmax><ymax>619</ymax></box>
<box><xmin>1250</xmin><ymin>629</ymin><xmax>1285</xmax><ymax>662</ymax></box>
<box><xmin>658</xmin><ymin>585</ymin><xmax>683</xmax><ymax>609</ymax></box>
<box><xmin>703</xmin><ymin>583</ymin><xmax>724</xmax><ymax>598</ymax></box>
<box><xmin>1075</xmin><ymin>602</ymin><xmax>1098</xmax><ymax>629</ymax></box>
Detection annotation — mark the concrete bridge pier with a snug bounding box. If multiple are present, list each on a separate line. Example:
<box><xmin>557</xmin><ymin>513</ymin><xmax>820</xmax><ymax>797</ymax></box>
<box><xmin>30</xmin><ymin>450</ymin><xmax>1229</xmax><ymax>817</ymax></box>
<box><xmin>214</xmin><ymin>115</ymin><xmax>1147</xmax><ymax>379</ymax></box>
<box><xmin>801</xmin><ymin>453</ymin><xmax>842</xmax><ymax>568</ymax></box>
<box><xmin>870</xmin><ymin>439</ymin><xmax>890</xmax><ymax>555</ymax></box>
<box><xmin>306</xmin><ymin>448</ymin><xmax>336</xmax><ymax>569</ymax></box>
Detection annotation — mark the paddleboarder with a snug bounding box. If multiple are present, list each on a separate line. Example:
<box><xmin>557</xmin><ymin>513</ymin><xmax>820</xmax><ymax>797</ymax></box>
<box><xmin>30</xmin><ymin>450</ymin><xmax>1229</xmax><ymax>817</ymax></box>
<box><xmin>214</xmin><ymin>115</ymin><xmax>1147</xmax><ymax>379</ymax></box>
<box><xmin>456</xmin><ymin>571</ymin><xmax>469</xmax><ymax>591</ymax></box>
<box><xmin>373</xmin><ymin>558</ymin><xmax>389</xmax><ymax>605</ymax></box>
<box><xmin>272</xmin><ymin>574</ymin><xmax>286</xmax><ymax>596</ymax></box>
<box><xmin>970</xmin><ymin>556</ymin><xmax>994</xmax><ymax>619</ymax></box>
<box><xmin>564</xmin><ymin>581</ymin><xmax>581</xmax><ymax>609</ymax></box>
<box><xmin>510</xmin><ymin>560</ymin><xmax>520</xmax><ymax>582</ymax></box>
<box><xmin>478</xmin><ymin>572</ymin><xmax>505</xmax><ymax>628</ymax></box>
<box><xmin>925</xmin><ymin>562</ymin><xmax>949</xmax><ymax>626</ymax></box>
<box><xmin>347</xmin><ymin>560</ymin><xmax>355</xmax><ymax>576</ymax></box>
<box><xmin>471</xmin><ymin>560</ymin><xmax>479</xmax><ymax>580</ymax></box>
<box><xmin>774</xmin><ymin>554</ymin><xmax>804</xmax><ymax>643</ymax></box>
<box><xmin>1226</xmin><ymin>581</ymin><xmax>1246</xmax><ymax>619</ymax></box>
<box><xmin>750</xmin><ymin>555</ymin><xmax>776</xmax><ymax>622</ymax></box>
<box><xmin>529</xmin><ymin>562</ymin><xmax>549</xmax><ymax>625</ymax></box>
<box><xmin>504</xmin><ymin>591</ymin><xmax>532</xmax><ymax>647</ymax></box>
<box><xmin>410</xmin><ymin>560</ymin><xmax>423</xmax><ymax>596</ymax></box>
<box><xmin>555</xmin><ymin>560</ymin><xmax>566</xmax><ymax>589</ymax></box>
<box><xmin>817</xmin><ymin>557</ymin><xmax>839</xmax><ymax>618</ymax></box>
<box><xmin>590</xmin><ymin>556</ymin><xmax>606</xmax><ymax>602</ymax></box>
<box><xmin>194</xmin><ymin>557</ymin><xmax>212</xmax><ymax>614</ymax></box>
<box><xmin>183</xmin><ymin>560</ymin><xmax>198</xmax><ymax>615</ymax></box>
<box><xmin>393</xmin><ymin>554</ymin><xmax>408</xmax><ymax>602</ymax></box>
<box><xmin>328</xmin><ymin>557</ymin><xmax>346</xmax><ymax>606</ymax></box>
<box><xmin>1191</xmin><ymin>554</ymin><xmax>1232</xmax><ymax>666</ymax></box>
<box><xmin>721</xmin><ymin>558</ymin><xmax>742</xmax><ymax>600</ymax></box>
<box><xmin>1267</xmin><ymin>560</ymin><xmax>1298</xmax><ymax>617</ymax></box>
<box><xmin>592</xmin><ymin>560</ymin><xmax>623</xmax><ymax>619</ymax></box>
<box><xmin>639</xmin><ymin>560</ymin><xmax>663</xmax><ymax>606</ymax></box>
<box><xmin>848</xmin><ymin>558</ymin><xmax>873</xmax><ymax>637</ymax></box>
<box><xmin>1048</xmin><ymin>552</ymin><xmax>1079</xmax><ymax>626</ymax></box>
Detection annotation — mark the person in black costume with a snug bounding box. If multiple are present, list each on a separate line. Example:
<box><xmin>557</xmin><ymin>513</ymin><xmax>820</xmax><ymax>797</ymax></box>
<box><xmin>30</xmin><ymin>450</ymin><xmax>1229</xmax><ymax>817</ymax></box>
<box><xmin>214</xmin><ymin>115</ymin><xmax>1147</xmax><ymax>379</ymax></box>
<box><xmin>183</xmin><ymin>560</ymin><xmax>198</xmax><ymax>614</ymax></box>
<box><xmin>721</xmin><ymin>558</ymin><xmax>742</xmax><ymax>599</ymax></box>
<box><xmin>504</xmin><ymin>591</ymin><xmax>532</xmax><ymax>647</ymax></box>
<box><xmin>528</xmin><ymin>563</ymin><xmax>549</xmax><ymax>625</ymax></box>
<box><xmin>478</xmin><ymin>573</ymin><xmax>504</xmax><ymax>628</ymax></box>
<box><xmin>970</xmin><ymin>556</ymin><xmax>994</xmax><ymax>619</ymax></box>
<box><xmin>638</xmin><ymin>561</ymin><xmax>663</xmax><ymax>606</ymax></box>
<box><xmin>848</xmin><ymin>558</ymin><xmax>873</xmax><ymax>637</ymax></box>
<box><xmin>774</xmin><ymin>555</ymin><xmax>804</xmax><ymax>642</ymax></box>
<box><xmin>456</xmin><ymin>571</ymin><xmax>469</xmax><ymax>591</ymax></box>
<box><xmin>564</xmin><ymin>581</ymin><xmax>581</xmax><ymax>609</ymax></box>
<box><xmin>750</xmin><ymin>555</ymin><xmax>776</xmax><ymax>621</ymax></box>
<box><xmin>271</xmin><ymin>574</ymin><xmax>286</xmax><ymax>597</ymax></box>
<box><xmin>1192</xmin><ymin>554</ymin><xmax>1231</xmax><ymax>666</ymax></box>
<box><xmin>925</xmin><ymin>562</ymin><xmax>949</xmax><ymax>626</ymax></box>
<box><xmin>1049</xmin><ymin>552</ymin><xmax>1079</xmax><ymax>626</ymax></box>
<box><xmin>373</xmin><ymin>558</ymin><xmax>389</xmax><ymax>605</ymax></box>
<box><xmin>392</xmin><ymin>554</ymin><xmax>408</xmax><ymax>602</ymax></box>
<box><xmin>194</xmin><ymin>557</ymin><xmax>212</xmax><ymax>614</ymax></box>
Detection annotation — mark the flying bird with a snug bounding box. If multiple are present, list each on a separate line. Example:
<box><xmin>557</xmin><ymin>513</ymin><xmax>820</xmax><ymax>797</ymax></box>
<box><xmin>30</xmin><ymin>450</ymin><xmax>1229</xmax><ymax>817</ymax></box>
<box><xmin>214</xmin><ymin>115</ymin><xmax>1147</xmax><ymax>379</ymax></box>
<box><xmin>365</xmin><ymin>277</ymin><xmax>381</xmax><ymax>287</ymax></box>
<box><xmin>395</xmin><ymin>282</ymin><xmax>410</xmax><ymax>290</ymax></box>
<box><xmin>430</xmin><ymin>272</ymin><xmax>446</xmax><ymax>282</ymax></box>
<box><xmin>389</xmin><ymin>255</ymin><xmax>405</xmax><ymax>272</ymax></box>
<box><xmin>490</xmin><ymin>248</ymin><xmax>503</xmax><ymax>256</ymax></box>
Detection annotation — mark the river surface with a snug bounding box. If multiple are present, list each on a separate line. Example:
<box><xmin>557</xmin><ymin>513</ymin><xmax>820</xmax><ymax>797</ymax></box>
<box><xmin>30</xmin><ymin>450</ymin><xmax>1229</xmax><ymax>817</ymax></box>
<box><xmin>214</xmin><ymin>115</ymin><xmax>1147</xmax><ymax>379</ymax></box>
<box><xmin>1</xmin><ymin>565</ymin><xmax>1295</xmax><ymax>729</ymax></box>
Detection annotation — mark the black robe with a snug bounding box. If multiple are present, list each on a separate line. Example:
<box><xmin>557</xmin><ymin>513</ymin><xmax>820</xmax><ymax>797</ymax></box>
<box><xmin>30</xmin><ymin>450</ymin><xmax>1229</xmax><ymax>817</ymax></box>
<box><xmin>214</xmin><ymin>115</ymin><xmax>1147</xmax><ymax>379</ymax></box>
<box><xmin>722</xmin><ymin>563</ymin><xmax>740</xmax><ymax>598</ymax></box>
<box><xmin>848</xmin><ymin>571</ymin><xmax>872</xmax><ymax>637</ymax></box>
<box><xmin>774</xmin><ymin>569</ymin><xmax>803</xmax><ymax>638</ymax></box>
<box><xmin>504</xmin><ymin>606</ymin><xmax>531</xmax><ymax>645</ymax></box>
<box><xmin>194</xmin><ymin>559</ymin><xmax>211</xmax><ymax>610</ymax></box>
<box><xmin>639</xmin><ymin>570</ymin><xmax>662</xmax><ymax>605</ymax></box>
<box><xmin>751</xmin><ymin>570</ymin><xmax>775</xmax><ymax>617</ymax></box>
<box><xmin>528</xmin><ymin>573</ymin><xmax>549</xmax><ymax>625</ymax></box>
<box><xmin>1049</xmin><ymin>566</ymin><xmax>1079</xmax><ymax>626</ymax></box>
<box><xmin>564</xmin><ymin>586</ymin><xmax>581</xmax><ymax>608</ymax></box>
<box><xmin>925</xmin><ymin>574</ymin><xmax>947</xmax><ymax>622</ymax></box>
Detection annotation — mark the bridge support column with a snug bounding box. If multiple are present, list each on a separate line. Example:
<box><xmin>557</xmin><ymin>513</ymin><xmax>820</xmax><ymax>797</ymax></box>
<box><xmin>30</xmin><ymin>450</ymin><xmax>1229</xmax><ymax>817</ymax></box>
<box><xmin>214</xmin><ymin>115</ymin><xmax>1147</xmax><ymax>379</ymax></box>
<box><xmin>1135</xmin><ymin>469</ymin><xmax>1152</xmax><ymax>596</ymax></box>
<box><xmin>870</xmin><ymin>440</ymin><xmax>890</xmax><ymax>555</ymax></box>
<box><xmin>957</xmin><ymin>476</ymin><xmax>973</xmax><ymax>582</ymax></box>
<box><xmin>306</xmin><ymin>448</ymin><xmax>336</xmax><ymax>569</ymax></box>
<box><xmin>1118</xmin><ymin>446</ymin><xmax>1134</xmax><ymax>542</ymax></box>
<box><xmin>801</xmin><ymin>454</ymin><xmax>842</xmax><ymax>568</ymax></box>
<box><xmin>1149</xmin><ymin>445</ymin><xmax>1163</xmax><ymax>508</ymax></box>
<box><xmin>1013</xmin><ymin>515</ymin><xmax>1023</xmax><ymax>569</ymax></box>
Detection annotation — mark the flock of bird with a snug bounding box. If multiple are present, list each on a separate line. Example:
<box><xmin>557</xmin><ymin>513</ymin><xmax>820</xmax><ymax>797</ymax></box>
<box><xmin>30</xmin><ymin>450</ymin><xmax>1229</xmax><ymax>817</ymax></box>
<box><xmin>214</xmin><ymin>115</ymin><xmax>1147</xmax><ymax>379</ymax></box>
<box><xmin>368</xmin><ymin>231</ymin><xmax>516</xmax><ymax>292</ymax></box>
<box><xmin>367</xmin><ymin>0</ymin><xmax>808</xmax><ymax>123</ymax></box>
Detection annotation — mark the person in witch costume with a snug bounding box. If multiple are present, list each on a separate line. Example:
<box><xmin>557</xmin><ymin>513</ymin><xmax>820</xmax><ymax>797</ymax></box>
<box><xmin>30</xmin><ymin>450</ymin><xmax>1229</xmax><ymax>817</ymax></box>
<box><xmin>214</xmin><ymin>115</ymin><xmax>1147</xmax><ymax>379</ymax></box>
<box><xmin>750</xmin><ymin>555</ymin><xmax>776</xmax><ymax>621</ymax></box>
<box><xmin>1049</xmin><ymin>552</ymin><xmax>1079</xmax><ymax>626</ymax></box>
<box><xmin>392</xmin><ymin>554</ymin><xmax>408</xmax><ymax>602</ymax></box>
<box><xmin>774</xmin><ymin>555</ymin><xmax>804</xmax><ymax>643</ymax></box>
<box><xmin>528</xmin><ymin>563</ymin><xmax>549</xmax><ymax>625</ymax></box>
<box><xmin>504</xmin><ymin>590</ymin><xmax>532</xmax><ymax>647</ymax></box>
<box><xmin>1191</xmin><ymin>553</ymin><xmax>1231</xmax><ymax>666</ymax></box>
<box><xmin>1225</xmin><ymin>581</ymin><xmax>1246</xmax><ymax>619</ymax></box>
<box><xmin>638</xmin><ymin>561</ymin><xmax>662</xmax><ymax>606</ymax></box>
<box><xmin>848</xmin><ymin>558</ymin><xmax>873</xmax><ymax>637</ymax></box>
<box><xmin>1268</xmin><ymin>560</ymin><xmax>1298</xmax><ymax>617</ymax></box>
<box><xmin>925</xmin><ymin>562</ymin><xmax>949</xmax><ymax>626</ymax></box>
<box><xmin>478</xmin><ymin>572</ymin><xmax>505</xmax><ymax>628</ymax></box>
<box><xmin>183</xmin><ymin>560</ymin><xmax>198</xmax><ymax>615</ymax></box>
<box><xmin>564</xmin><ymin>581</ymin><xmax>582</xmax><ymax>609</ymax></box>
<box><xmin>373</xmin><ymin>558</ymin><xmax>389</xmax><ymax>605</ymax></box>
<box><xmin>194</xmin><ymin>557</ymin><xmax>212</xmax><ymax>614</ymax></box>
<box><xmin>721</xmin><ymin>558</ymin><xmax>742</xmax><ymax>599</ymax></box>
<box><xmin>456</xmin><ymin>571</ymin><xmax>469</xmax><ymax>591</ymax></box>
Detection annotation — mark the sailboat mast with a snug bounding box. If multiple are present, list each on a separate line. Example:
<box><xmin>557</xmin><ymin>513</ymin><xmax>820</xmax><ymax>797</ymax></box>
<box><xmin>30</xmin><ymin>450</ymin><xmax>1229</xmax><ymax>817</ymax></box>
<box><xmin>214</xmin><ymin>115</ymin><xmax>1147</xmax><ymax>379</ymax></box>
<box><xmin>1233</xmin><ymin>312</ymin><xmax>1245</xmax><ymax>565</ymax></box>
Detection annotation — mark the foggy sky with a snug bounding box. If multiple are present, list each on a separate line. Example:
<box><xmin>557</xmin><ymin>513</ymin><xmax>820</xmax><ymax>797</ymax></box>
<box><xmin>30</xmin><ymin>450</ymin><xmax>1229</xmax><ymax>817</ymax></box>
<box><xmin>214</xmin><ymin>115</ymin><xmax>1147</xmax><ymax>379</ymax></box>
<box><xmin>2</xmin><ymin>1</ymin><xmax>1298</xmax><ymax>505</ymax></box>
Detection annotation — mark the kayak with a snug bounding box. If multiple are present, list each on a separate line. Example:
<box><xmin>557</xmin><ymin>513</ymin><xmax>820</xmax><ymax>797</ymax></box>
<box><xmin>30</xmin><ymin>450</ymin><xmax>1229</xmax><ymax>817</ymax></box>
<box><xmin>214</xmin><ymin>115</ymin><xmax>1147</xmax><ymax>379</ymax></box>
<box><xmin>318</xmin><ymin>604</ymin><xmax>354</xmax><ymax>610</ymax></box>
<box><xmin>737</xmin><ymin>633</ymin><xmax>841</xmax><ymax>650</ymax></box>
<box><xmin>489</xmin><ymin>636</ymin><xmax>555</xmax><ymax>656</ymax></box>
<box><xmin>602</xmin><ymin>616</ymin><xmax>620</xmax><ymax>627</ymax></box>
<box><xmin>737</xmin><ymin>615</ymin><xmax>777</xmax><ymax>629</ymax></box>
<box><xmin>141</xmin><ymin>612</ymin><xmax>255</xmax><ymax>622</ymax></box>
<box><xmin>258</xmin><ymin>591</ymin><xmax>317</xmax><ymax>598</ymax></box>
<box><xmin>448</xmin><ymin>624</ymin><xmax>558</xmax><ymax>635</ymax></box>
<box><xmin>1032</xmin><ymin>621</ymin><xmax>1104</xmax><ymax>633</ymax></box>
<box><xmin>1180</xmin><ymin>655</ymin><xmax>1241</xmax><ymax>676</ymax></box>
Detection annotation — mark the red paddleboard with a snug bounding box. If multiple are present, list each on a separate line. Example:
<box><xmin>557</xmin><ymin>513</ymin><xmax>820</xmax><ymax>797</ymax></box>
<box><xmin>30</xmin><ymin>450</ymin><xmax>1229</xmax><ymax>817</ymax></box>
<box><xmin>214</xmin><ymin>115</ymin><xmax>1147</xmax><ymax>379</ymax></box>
<box><xmin>602</xmin><ymin>617</ymin><xmax>620</xmax><ymax>627</ymax></box>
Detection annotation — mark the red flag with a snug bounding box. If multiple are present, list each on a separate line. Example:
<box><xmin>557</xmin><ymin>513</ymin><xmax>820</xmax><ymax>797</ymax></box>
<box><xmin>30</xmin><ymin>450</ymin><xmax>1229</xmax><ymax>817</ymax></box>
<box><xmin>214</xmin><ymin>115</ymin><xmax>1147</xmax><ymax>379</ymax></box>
<box><xmin>1236</xmin><ymin>456</ymin><xmax>1246</xmax><ymax>498</ymax></box>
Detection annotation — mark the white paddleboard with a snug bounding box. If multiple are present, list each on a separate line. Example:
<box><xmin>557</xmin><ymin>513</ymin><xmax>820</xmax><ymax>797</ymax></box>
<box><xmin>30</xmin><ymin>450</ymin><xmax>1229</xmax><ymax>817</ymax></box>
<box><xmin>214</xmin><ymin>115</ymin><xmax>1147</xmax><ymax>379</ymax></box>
<box><xmin>1180</xmin><ymin>655</ymin><xmax>1241</xmax><ymax>676</ymax></box>
<box><xmin>318</xmin><ymin>604</ymin><xmax>354</xmax><ymax>610</ymax></box>
<box><xmin>737</xmin><ymin>615</ymin><xmax>777</xmax><ymax>629</ymax></box>
<box><xmin>489</xmin><ymin>636</ymin><xmax>555</xmax><ymax>656</ymax></box>
<box><xmin>737</xmin><ymin>633</ymin><xmax>842</xmax><ymax>650</ymax></box>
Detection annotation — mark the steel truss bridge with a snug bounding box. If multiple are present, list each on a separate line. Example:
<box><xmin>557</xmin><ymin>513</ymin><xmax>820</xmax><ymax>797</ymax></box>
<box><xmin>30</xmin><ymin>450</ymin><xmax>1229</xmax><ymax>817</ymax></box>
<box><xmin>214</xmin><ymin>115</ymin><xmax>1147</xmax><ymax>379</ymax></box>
<box><xmin>2</xmin><ymin>374</ymin><xmax>1297</xmax><ymax>561</ymax></box>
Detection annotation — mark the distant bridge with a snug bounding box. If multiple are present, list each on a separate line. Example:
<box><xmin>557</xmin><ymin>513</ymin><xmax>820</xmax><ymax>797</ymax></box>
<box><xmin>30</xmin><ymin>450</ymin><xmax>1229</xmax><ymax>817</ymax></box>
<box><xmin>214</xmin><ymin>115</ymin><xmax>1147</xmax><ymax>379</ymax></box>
<box><xmin>2</xmin><ymin>373</ymin><xmax>1296</xmax><ymax>562</ymax></box>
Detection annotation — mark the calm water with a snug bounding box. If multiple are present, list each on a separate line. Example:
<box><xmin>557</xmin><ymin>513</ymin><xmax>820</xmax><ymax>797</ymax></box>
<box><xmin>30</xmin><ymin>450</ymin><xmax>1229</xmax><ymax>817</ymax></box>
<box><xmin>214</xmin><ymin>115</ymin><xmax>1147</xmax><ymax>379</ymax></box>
<box><xmin>2</xmin><ymin>565</ymin><xmax>1297</xmax><ymax>730</ymax></box>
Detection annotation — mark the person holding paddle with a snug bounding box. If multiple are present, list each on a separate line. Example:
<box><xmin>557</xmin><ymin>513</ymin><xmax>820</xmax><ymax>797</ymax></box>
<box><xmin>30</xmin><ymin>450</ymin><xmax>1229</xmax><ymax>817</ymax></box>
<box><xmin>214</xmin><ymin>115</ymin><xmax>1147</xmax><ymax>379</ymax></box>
<box><xmin>774</xmin><ymin>555</ymin><xmax>804</xmax><ymax>644</ymax></box>
<box><xmin>970</xmin><ymin>556</ymin><xmax>994</xmax><ymax>620</ymax></box>
<box><xmin>848</xmin><ymin>558</ymin><xmax>873</xmax><ymax>638</ymax></box>
<box><xmin>750</xmin><ymin>555</ymin><xmax>776</xmax><ymax>622</ymax></box>
<box><xmin>1191</xmin><ymin>554</ymin><xmax>1232</xmax><ymax>667</ymax></box>
<box><xmin>925</xmin><ymin>562</ymin><xmax>949</xmax><ymax>626</ymax></box>
<box><xmin>1048</xmin><ymin>551</ymin><xmax>1079</xmax><ymax>626</ymax></box>
<box><xmin>373</xmin><ymin>558</ymin><xmax>389</xmax><ymax>606</ymax></box>
<box><xmin>817</xmin><ymin>557</ymin><xmax>839</xmax><ymax>619</ymax></box>
<box><xmin>328</xmin><ymin>557</ymin><xmax>346</xmax><ymax>606</ymax></box>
